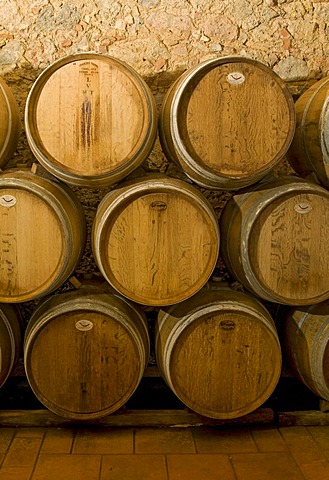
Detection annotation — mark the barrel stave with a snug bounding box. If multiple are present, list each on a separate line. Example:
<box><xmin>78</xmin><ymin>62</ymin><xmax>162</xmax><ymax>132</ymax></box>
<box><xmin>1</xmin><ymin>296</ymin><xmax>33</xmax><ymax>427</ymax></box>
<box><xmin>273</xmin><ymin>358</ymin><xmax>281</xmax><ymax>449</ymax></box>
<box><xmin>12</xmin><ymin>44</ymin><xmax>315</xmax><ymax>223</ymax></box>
<box><xmin>24</xmin><ymin>287</ymin><xmax>150</xmax><ymax>419</ymax></box>
<box><xmin>156</xmin><ymin>288</ymin><xmax>282</xmax><ymax>419</ymax></box>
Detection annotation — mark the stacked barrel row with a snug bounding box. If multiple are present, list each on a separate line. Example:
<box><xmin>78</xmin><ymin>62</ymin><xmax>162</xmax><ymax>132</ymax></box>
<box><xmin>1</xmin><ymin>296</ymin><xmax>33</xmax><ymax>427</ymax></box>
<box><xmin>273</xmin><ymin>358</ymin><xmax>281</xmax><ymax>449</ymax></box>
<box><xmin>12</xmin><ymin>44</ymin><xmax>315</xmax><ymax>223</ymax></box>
<box><xmin>0</xmin><ymin>53</ymin><xmax>328</xmax><ymax>421</ymax></box>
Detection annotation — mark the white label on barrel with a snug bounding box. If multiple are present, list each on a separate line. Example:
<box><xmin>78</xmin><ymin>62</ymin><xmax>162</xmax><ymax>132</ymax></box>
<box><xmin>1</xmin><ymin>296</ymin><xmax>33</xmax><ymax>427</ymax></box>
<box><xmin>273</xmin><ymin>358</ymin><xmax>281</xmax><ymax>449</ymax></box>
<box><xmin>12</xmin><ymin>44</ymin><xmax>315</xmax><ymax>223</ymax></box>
<box><xmin>294</xmin><ymin>202</ymin><xmax>312</xmax><ymax>214</ymax></box>
<box><xmin>227</xmin><ymin>72</ymin><xmax>245</xmax><ymax>85</ymax></box>
<box><xmin>75</xmin><ymin>320</ymin><xmax>94</xmax><ymax>331</ymax></box>
<box><xmin>0</xmin><ymin>195</ymin><xmax>16</xmax><ymax>208</ymax></box>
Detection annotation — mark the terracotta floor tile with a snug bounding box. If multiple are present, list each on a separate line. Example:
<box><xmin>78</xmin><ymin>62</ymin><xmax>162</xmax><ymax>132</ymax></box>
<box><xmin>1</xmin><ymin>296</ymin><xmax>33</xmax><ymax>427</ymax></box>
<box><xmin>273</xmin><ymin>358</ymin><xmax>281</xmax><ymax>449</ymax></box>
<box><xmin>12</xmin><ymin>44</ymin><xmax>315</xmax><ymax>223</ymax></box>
<box><xmin>0</xmin><ymin>430</ymin><xmax>15</xmax><ymax>454</ymax></box>
<box><xmin>2</xmin><ymin>438</ymin><xmax>42</xmax><ymax>468</ymax></box>
<box><xmin>290</xmin><ymin>446</ymin><xmax>329</xmax><ymax>480</ymax></box>
<box><xmin>292</xmin><ymin>446</ymin><xmax>329</xmax><ymax>465</ymax></box>
<box><xmin>167</xmin><ymin>454</ymin><xmax>236</xmax><ymax>480</ymax></box>
<box><xmin>193</xmin><ymin>427</ymin><xmax>257</xmax><ymax>453</ymax></box>
<box><xmin>15</xmin><ymin>429</ymin><xmax>45</xmax><ymax>438</ymax></box>
<box><xmin>297</xmin><ymin>461</ymin><xmax>329</xmax><ymax>480</ymax></box>
<box><xmin>251</xmin><ymin>426</ymin><xmax>288</xmax><ymax>452</ymax></box>
<box><xmin>279</xmin><ymin>426</ymin><xmax>319</xmax><ymax>451</ymax></box>
<box><xmin>40</xmin><ymin>428</ymin><xmax>75</xmax><ymax>454</ymax></box>
<box><xmin>307</xmin><ymin>426</ymin><xmax>329</xmax><ymax>450</ymax></box>
<box><xmin>0</xmin><ymin>466</ymin><xmax>33</xmax><ymax>480</ymax></box>
<box><xmin>101</xmin><ymin>454</ymin><xmax>167</xmax><ymax>480</ymax></box>
<box><xmin>135</xmin><ymin>428</ymin><xmax>195</xmax><ymax>454</ymax></box>
<box><xmin>231</xmin><ymin>452</ymin><xmax>305</xmax><ymax>480</ymax></box>
<box><xmin>31</xmin><ymin>454</ymin><xmax>101</xmax><ymax>480</ymax></box>
<box><xmin>0</xmin><ymin>424</ymin><xmax>326</xmax><ymax>479</ymax></box>
<box><xmin>72</xmin><ymin>428</ymin><xmax>133</xmax><ymax>454</ymax></box>
<box><xmin>324</xmin><ymin>450</ymin><xmax>329</xmax><ymax>462</ymax></box>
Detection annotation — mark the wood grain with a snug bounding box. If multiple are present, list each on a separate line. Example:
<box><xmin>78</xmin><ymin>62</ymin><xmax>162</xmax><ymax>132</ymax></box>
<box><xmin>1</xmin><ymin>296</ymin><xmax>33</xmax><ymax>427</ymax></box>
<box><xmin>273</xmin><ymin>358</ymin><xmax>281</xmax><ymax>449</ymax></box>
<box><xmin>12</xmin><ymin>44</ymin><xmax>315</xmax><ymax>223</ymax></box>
<box><xmin>0</xmin><ymin>407</ymin><xmax>275</xmax><ymax>427</ymax></box>
<box><xmin>287</xmin><ymin>76</ymin><xmax>329</xmax><ymax>189</ymax></box>
<box><xmin>283</xmin><ymin>300</ymin><xmax>329</xmax><ymax>400</ymax></box>
<box><xmin>0</xmin><ymin>168</ymin><xmax>86</xmax><ymax>302</ymax></box>
<box><xmin>159</xmin><ymin>57</ymin><xmax>295</xmax><ymax>190</ymax></box>
<box><xmin>220</xmin><ymin>176</ymin><xmax>329</xmax><ymax>305</ymax></box>
<box><xmin>0</xmin><ymin>304</ymin><xmax>22</xmax><ymax>387</ymax></box>
<box><xmin>156</xmin><ymin>288</ymin><xmax>281</xmax><ymax>419</ymax></box>
<box><xmin>0</xmin><ymin>78</ymin><xmax>21</xmax><ymax>167</ymax></box>
<box><xmin>24</xmin><ymin>288</ymin><xmax>150</xmax><ymax>419</ymax></box>
<box><xmin>92</xmin><ymin>175</ymin><xmax>220</xmax><ymax>305</ymax></box>
<box><xmin>25</xmin><ymin>53</ymin><xmax>157</xmax><ymax>186</ymax></box>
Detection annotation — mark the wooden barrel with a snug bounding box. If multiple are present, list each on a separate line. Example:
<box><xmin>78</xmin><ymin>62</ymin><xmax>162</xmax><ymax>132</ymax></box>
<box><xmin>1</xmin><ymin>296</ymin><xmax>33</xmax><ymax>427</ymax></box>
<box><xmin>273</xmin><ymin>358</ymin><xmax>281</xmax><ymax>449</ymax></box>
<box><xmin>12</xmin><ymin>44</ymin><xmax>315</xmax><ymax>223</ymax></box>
<box><xmin>92</xmin><ymin>174</ymin><xmax>220</xmax><ymax>306</ymax></box>
<box><xmin>159</xmin><ymin>56</ymin><xmax>296</xmax><ymax>190</ymax></box>
<box><xmin>0</xmin><ymin>303</ymin><xmax>22</xmax><ymax>387</ymax></box>
<box><xmin>24</xmin><ymin>53</ymin><xmax>157</xmax><ymax>187</ymax></box>
<box><xmin>24</xmin><ymin>287</ymin><xmax>150</xmax><ymax>419</ymax></box>
<box><xmin>155</xmin><ymin>288</ymin><xmax>282</xmax><ymax>419</ymax></box>
<box><xmin>283</xmin><ymin>300</ymin><xmax>329</xmax><ymax>400</ymax></box>
<box><xmin>0</xmin><ymin>168</ymin><xmax>86</xmax><ymax>302</ymax></box>
<box><xmin>0</xmin><ymin>77</ymin><xmax>21</xmax><ymax>167</ymax></box>
<box><xmin>219</xmin><ymin>176</ymin><xmax>329</xmax><ymax>305</ymax></box>
<box><xmin>287</xmin><ymin>77</ymin><xmax>329</xmax><ymax>189</ymax></box>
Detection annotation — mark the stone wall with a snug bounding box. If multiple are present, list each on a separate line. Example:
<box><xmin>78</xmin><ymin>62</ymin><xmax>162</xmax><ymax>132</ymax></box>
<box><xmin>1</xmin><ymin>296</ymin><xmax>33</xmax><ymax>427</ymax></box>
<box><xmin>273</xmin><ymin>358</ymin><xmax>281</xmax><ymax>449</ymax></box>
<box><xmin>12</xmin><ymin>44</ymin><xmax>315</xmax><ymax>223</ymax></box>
<box><xmin>1</xmin><ymin>0</ymin><xmax>328</xmax><ymax>163</ymax></box>
<box><xmin>2</xmin><ymin>0</ymin><xmax>328</xmax><ymax>164</ymax></box>
<box><xmin>0</xmin><ymin>0</ymin><xmax>328</xmax><ymax>300</ymax></box>
<box><xmin>1</xmin><ymin>0</ymin><xmax>329</xmax><ymax>78</ymax></box>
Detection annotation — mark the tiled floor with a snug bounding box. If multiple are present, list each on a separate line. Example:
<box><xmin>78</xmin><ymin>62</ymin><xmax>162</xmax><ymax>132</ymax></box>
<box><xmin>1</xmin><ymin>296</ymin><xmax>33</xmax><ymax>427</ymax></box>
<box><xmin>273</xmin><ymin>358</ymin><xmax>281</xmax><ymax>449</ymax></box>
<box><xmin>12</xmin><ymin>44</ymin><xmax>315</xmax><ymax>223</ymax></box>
<box><xmin>0</xmin><ymin>424</ymin><xmax>329</xmax><ymax>479</ymax></box>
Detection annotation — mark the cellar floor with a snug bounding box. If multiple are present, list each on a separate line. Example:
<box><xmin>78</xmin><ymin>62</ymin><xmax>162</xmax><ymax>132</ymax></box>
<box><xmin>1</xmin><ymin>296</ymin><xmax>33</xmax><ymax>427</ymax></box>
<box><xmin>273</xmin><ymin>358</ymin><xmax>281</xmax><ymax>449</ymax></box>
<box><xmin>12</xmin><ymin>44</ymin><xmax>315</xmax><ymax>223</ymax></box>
<box><xmin>0</xmin><ymin>424</ymin><xmax>328</xmax><ymax>479</ymax></box>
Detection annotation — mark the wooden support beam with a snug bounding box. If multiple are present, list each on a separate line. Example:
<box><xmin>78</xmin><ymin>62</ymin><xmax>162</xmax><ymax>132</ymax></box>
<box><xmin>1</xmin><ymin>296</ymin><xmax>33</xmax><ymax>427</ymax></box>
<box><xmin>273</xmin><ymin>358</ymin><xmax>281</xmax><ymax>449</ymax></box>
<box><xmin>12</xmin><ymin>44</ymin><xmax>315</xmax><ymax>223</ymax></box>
<box><xmin>0</xmin><ymin>408</ymin><xmax>275</xmax><ymax>428</ymax></box>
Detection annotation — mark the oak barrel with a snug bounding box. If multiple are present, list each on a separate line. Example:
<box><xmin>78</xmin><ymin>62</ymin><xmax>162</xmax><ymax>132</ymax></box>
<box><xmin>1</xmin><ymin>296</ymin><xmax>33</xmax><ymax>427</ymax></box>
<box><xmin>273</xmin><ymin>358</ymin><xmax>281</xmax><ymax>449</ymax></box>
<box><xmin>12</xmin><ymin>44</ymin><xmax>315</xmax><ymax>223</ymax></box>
<box><xmin>283</xmin><ymin>300</ymin><xmax>329</xmax><ymax>400</ymax></box>
<box><xmin>0</xmin><ymin>168</ymin><xmax>86</xmax><ymax>302</ymax></box>
<box><xmin>219</xmin><ymin>176</ymin><xmax>329</xmax><ymax>305</ymax></box>
<box><xmin>24</xmin><ymin>287</ymin><xmax>150</xmax><ymax>419</ymax></box>
<box><xmin>155</xmin><ymin>288</ymin><xmax>282</xmax><ymax>419</ymax></box>
<box><xmin>159</xmin><ymin>56</ymin><xmax>296</xmax><ymax>190</ymax></box>
<box><xmin>0</xmin><ymin>77</ymin><xmax>21</xmax><ymax>167</ymax></box>
<box><xmin>287</xmin><ymin>77</ymin><xmax>329</xmax><ymax>189</ymax></box>
<box><xmin>0</xmin><ymin>303</ymin><xmax>22</xmax><ymax>387</ymax></box>
<box><xmin>25</xmin><ymin>53</ymin><xmax>157</xmax><ymax>187</ymax></box>
<box><xmin>92</xmin><ymin>174</ymin><xmax>220</xmax><ymax>306</ymax></box>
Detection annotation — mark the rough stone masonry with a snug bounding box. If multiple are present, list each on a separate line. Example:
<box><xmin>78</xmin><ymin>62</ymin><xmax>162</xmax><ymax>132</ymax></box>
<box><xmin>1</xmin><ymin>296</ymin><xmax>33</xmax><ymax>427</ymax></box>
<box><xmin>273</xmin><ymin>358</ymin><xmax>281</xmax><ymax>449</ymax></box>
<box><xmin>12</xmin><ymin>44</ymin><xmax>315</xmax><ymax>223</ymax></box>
<box><xmin>1</xmin><ymin>0</ymin><xmax>328</xmax><ymax>78</ymax></box>
<box><xmin>1</xmin><ymin>0</ymin><xmax>328</xmax><ymax>162</ymax></box>
<box><xmin>1</xmin><ymin>0</ymin><xmax>328</xmax><ymax>161</ymax></box>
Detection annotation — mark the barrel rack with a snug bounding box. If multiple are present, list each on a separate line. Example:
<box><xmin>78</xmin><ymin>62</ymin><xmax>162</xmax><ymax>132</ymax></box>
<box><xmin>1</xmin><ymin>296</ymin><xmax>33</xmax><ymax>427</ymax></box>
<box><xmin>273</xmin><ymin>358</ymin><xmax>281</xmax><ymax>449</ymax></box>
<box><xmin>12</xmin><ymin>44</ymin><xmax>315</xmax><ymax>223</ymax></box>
<box><xmin>0</xmin><ymin>358</ymin><xmax>327</xmax><ymax>428</ymax></box>
<box><xmin>1</xmin><ymin>76</ymin><xmax>328</xmax><ymax>429</ymax></box>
